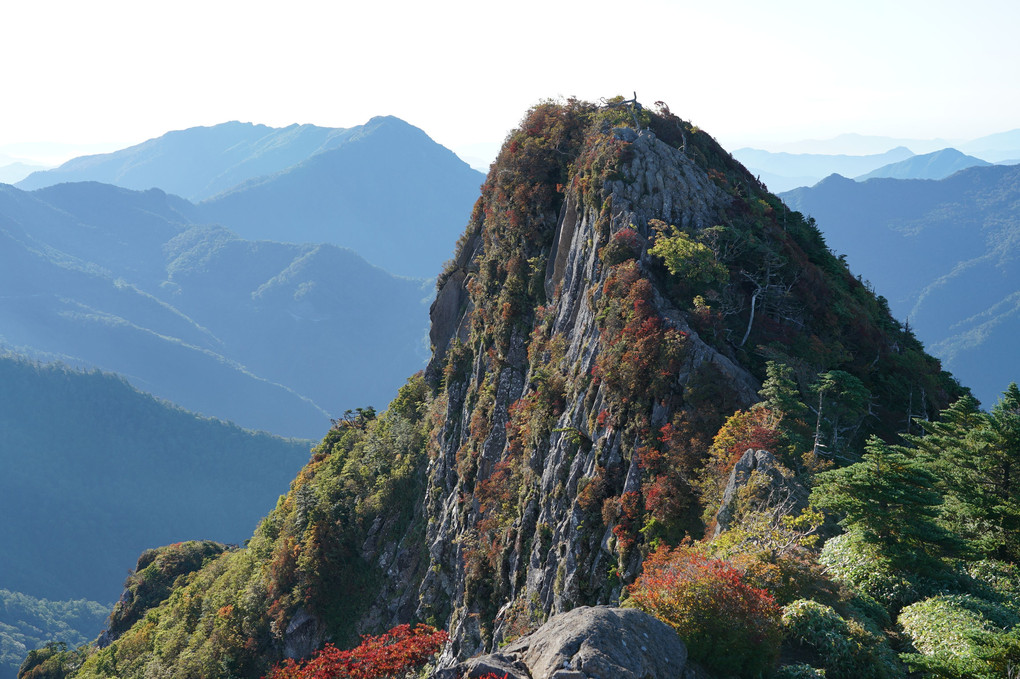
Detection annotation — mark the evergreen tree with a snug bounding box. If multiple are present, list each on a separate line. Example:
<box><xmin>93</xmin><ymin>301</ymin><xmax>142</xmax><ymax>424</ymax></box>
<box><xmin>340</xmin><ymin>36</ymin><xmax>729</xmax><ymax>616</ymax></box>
<box><xmin>758</xmin><ymin>361</ymin><xmax>807</xmax><ymax>420</ymax></box>
<box><xmin>811</xmin><ymin>436</ymin><xmax>960</xmax><ymax>573</ymax></box>
<box><xmin>910</xmin><ymin>395</ymin><xmax>996</xmax><ymax>557</ymax></box>
<box><xmin>809</xmin><ymin>370</ymin><xmax>870</xmax><ymax>461</ymax></box>
<box><xmin>986</xmin><ymin>384</ymin><xmax>1020</xmax><ymax>561</ymax></box>
<box><xmin>756</xmin><ymin>361</ymin><xmax>811</xmax><ymax>468</ymax></box>
<box><xmin>910</xmin><ymin>386</ymin><xmax>1020</xmax><ymax>561</ymax></box>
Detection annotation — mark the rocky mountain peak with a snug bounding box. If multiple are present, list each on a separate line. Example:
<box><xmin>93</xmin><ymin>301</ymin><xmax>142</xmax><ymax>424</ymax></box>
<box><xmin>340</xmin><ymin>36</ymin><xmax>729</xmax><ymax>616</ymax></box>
<box><xmin>411</xmin><ymin>98</ymin><xmax>959</xmax><ymax>655</ymax></box>
<box><xmin>57</xmin><ymin>99</ymin><xmax>963</xmax><ymax>679</ymax></box>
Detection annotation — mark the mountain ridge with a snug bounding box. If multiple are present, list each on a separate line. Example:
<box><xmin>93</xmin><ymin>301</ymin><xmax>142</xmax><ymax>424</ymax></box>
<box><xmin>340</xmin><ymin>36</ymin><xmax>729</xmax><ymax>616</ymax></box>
<box><xmin>0</xmin><ymin>181</ymin><xmax>434</xmax><ymax>438</ymax></box>
<box><xmin>16</xmin><ymin>121</ymin><xmax>352</xmax><ymax>201</ymax></box>
<box><xmin>0</xmin><ymin>352</ymin><xmax>312</xmax><ymax>605</ymax></box>
<box><xmin>196</xmin><ymin>115</ymin><xmax>483</xmax><ymax>277</ymax></box>
<box><xmin>855</xmin><ymin>147</ymin><xmax>991</xmax><ymax>181</ymax></box>
<box><xmin>15</xmin><ymin>117</ymin><xmax>485</xmax><ymax>279</ymax></box>
<box><xmin>732</xmin><ymin>146</ymin><xmax>915</xmax><ymax>191</ymax></box>
<box><xmin>780</xmin><ymin>163</ymin><xmax>1020</xmax><ymax>407</ymax></box>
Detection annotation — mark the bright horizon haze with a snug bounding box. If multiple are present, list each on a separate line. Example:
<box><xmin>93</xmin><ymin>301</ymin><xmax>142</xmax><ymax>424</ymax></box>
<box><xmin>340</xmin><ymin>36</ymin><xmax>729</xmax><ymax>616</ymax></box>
<box><xmin>2</xmin><ymin>0</ymin><xmax>1018</xmax><ymax>166</ymax></box>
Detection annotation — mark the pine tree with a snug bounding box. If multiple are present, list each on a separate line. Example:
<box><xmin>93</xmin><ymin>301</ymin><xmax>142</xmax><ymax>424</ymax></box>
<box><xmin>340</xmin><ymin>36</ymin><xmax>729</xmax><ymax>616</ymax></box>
<box><xmin>910</xmin><ymin>386</ymin><xmax>1020</xmax><ymax>561</ymax></box>
<box><xmin>811</xmin><ymin>436</ymin><xmax>960</xmax><ymax>573</ymax></box>
<box><xmin>909</xmin><ymin>394</ymin><xmax>996</xmax><ymax>556</ymax></box>
<box><xmin>987</xmin><ymin>383</ymin><xmax>1020</xmax><ymax>561</ymax></box>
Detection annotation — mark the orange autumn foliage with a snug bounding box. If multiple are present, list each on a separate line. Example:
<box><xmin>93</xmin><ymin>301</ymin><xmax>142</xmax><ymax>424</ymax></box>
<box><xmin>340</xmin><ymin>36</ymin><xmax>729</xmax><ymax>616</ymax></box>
<box><xmin>628</xmin><ymin>544</ymin><xmax>781</xmax><ymax>676</ymax></box>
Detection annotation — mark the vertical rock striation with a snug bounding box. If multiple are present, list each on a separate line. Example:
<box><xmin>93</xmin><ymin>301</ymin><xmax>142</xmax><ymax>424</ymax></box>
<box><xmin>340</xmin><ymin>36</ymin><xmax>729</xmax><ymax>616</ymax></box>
<box><xmin>416</xmin><ymin>108</ymin><xmax>765</xmax><ymax>657</ymax></box>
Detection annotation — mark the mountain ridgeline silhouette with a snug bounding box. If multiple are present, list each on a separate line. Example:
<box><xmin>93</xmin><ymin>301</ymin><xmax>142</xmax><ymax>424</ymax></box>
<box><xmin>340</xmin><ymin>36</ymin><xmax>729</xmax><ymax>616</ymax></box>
<box><xmin>855</xmin><ymin>147</ymin><xmax>991</xmax><ymax>181</ymax></box>
<box><xmin>18</xmin><ymin>121</ymin><xmax>356</xmax><ymax>202</ymax></box>
<box><xmin>17</xmin><ymin>117</ymin><xmax>484</xmax><ymax>278</ymax></box>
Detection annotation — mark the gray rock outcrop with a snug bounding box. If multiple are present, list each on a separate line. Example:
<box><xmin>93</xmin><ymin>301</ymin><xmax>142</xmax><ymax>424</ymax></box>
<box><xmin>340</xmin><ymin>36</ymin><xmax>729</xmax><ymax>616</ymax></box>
<box><xmin>713</xmin><ymin>448</ymin><xmax>807</xmax><ymax>536</ymax></box>
<box><xmin>434</xmin><ymin>606</ymin><xmax>688</xmax><ymax>679</ymax></box>
<box><xmin>413</xmin><ymin>125</ymin><xmax>762</xmax><ymax>659</ymax></box>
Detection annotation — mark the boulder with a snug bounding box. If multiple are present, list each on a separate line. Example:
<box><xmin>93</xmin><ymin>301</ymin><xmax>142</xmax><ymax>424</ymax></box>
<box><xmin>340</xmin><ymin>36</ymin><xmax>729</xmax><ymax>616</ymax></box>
<box><xmin>435</xmin><ymin>606</ymin><xmax>687</xmax><ymax>679</ymax></box>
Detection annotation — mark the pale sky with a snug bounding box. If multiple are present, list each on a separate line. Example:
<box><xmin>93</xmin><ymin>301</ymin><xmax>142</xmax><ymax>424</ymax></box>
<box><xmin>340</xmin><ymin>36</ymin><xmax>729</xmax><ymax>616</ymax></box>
<box><xmin>1</xmin><ymin>0</ymin><xmax>1018</xmax><ymax>165</ymax></box>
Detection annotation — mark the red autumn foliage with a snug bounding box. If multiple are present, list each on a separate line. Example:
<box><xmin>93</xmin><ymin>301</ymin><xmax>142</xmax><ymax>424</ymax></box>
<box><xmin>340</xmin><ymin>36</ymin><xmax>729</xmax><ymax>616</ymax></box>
<box><xmin>628</xmin><ymin>545</ymin><xmax>781</xmax><ymax>676</ymax></box>
<box><xmin>592</xmin><ymin>262</ymin><xmax>687</xmax><ymax>407</ymax></box>
<box><xmin>474</xmin><ymin>457</ymin><xmax>522</xmax><ymax>570</ymax></box>
<box><xmin>611</xmin><ymin>491</ymin><xmax>643</xmax><ymax>552</ymax></box>
<box><xmin>264</xmin><ymin>624</ymin><xmax>448</xmax><ymax>679</ymax></box>
<box><xmin>599</xmin><ymin>226</ymin><xmax>641</xmax><ymax>265</ymax></box>
<box><xmin>711</xmin><ymin>408</ymin><xmax>782</xmax><ymax>472</ymax></box>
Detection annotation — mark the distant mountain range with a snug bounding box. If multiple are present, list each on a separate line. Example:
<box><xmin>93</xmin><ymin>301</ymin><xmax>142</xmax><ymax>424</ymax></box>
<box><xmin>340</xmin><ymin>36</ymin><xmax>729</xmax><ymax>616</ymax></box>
<box><xmin>17</xmin><ymin>117</ymin><xmax>484</xmax><ymax>278</ymax></box>
<box><xmin>0</xmin><ymin>181</ymin><xmax>433</xmax><ymax>438</ymax></box>
<box><xmin>734</xmin><ymin>129</ymin><xmax>1020</xmax><ymax>191</ymax></box>
<box><xmin>16</xmin><ymin>121</ymin><xmax>357</xmax><ymax>202</ymax></box>
<box><xmin>0</xmin><ymin>162</ymin><xmax>47</xmax><ymax>184</ymax></box>
<box><xmin>855</xmin><ymin>148</ymin><xmax>990</xmax><ymax>181</ymax></box>
<box><xmin>745</xmin><ymin>129</ymin><xmax>1020</xmax><ymax>157</ymax></box>
<box><xmin>780</xmin><ymin>164</ymin><xmax>1020</xmax><ymax>407</ymax></box>
<box><xmin>733</xmin><ymin>147</ymin><xmax>914</xmax><ymax>192</ymax></box>
<box><xmin>0</xmin><ymin>353</ymin><xmax>311</xmax><ymax>603</ymax></box>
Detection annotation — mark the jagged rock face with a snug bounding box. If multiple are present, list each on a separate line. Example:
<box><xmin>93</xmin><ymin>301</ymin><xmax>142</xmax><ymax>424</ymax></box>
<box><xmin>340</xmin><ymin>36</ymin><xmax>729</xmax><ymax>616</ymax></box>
<box><xmin>346</xmin><ymin>102</ymin><xmax>956</xmax><ymax>662</ymax></box>
<box><xmin>417</xmin><ymin>107</ymin><xmax>763</xmax><ymax>657</ymax></box>
<box><xmin>434</xmin><ymin>605</ymin><xmax>688</xmax><ymax>679</ymax></box>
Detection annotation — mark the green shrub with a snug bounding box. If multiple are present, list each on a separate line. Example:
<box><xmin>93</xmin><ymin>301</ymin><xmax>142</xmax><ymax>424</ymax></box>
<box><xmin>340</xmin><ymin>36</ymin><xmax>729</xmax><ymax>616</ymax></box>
<box><xmin>898</xmin><ymin>594</ymin><xmax>1018</xmax><ymax>661</ymax></box>
<box><xmin>781</xmin><ymin>600</ymin><xmax>903</xmax><ymax>679</ymax></box>
<box><xmin>845</xmin><ymin>592</ymin><xmax>891</xmax><ymax>629</ymax></box>
<box><xmin>817</xmin><ymin>531</ymin><xmax>955</xmax><ymax>612</ymax></box>
<box><xmin>818</xmin><ymin>532</ymin><xmax>916</xmax><ymax>610</ymax></box>
<box><xmin>773</xmin><ymin>664</ymin><xmax>826</xmax><ymax>679</ymax></box>
<box><xmin>899</xmin><ymin>593</ymin><xmax>1020</xmax><ymax>679</ymax></box>
<box><xmin>966</xmin><ymin>559</ymin><xmax>1020</xmax><ymax>612</ymax></box>
<box><xmin>648</xmin><ymin>220</ymin><xmax>728</xmax><ymax>291</ymax></box>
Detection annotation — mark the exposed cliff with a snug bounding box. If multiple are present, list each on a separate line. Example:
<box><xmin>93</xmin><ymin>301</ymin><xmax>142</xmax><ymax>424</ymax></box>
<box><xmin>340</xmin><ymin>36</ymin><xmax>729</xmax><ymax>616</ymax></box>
<box><xmin>54</xmin><ymin>99</ymin><xmax>963</xmax><ymax>679</ymax></box>
<box><xmin>410</xmin><ymin>99</ymin><xmax>959</xmax><ymax>657</ymax></box>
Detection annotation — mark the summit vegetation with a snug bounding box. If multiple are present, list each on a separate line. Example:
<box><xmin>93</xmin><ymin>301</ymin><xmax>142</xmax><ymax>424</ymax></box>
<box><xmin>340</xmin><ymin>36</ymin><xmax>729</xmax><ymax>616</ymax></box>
<box><xmin>16</xmin><ymin>99</ymin><xmax>1019</xmax><ymax>679</ymax></box>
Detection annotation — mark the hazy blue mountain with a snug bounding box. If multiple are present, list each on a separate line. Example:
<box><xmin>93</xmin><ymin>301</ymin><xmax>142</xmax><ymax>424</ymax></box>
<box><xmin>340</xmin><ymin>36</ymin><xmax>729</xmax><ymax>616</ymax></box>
<box><xmin>0</xmin><ymin>589</ymin><xmax>109</xmax><ymax>679</ymax></box>
<box><xmin>197</xmin><ymin>116</ymin><xmax>483</xmax><ymax>277</ymax></box>
<box><xmin>16</xmin><ymin>122</ymin><xmax>354</xmax><ymax>202</ymax></box>
<box><xmin>0</xmin><ymin>353</ymin><xmax>312</xmax><ymax>603</ymax></box>
<box><xmin>780</xmin><ymin>165</ymin><xmax>1020</xmax><ymax>406</ymax></box>
<box><xmin>960</xmin><ymin>128</ymin><xmax>1020</xmax><ymax>162</ymax></box>
<box><xmin>0</xmin><ymin>162</ymin><xmax>47</xmax><ymax>184</ymax></box>
<box><xmin>0</xmin><ymin>182</ymin><xmax>433</xmax><ymax>439</ymax></box>
<box><xmin>855</xmin><ymin>147</ymin><xmax>990</xmax><ymax>181</ymax></box>
<box><xmin>16</xmin><ymin>117</ymin><xmax>484</xmax><ymax>278</ymax></box>
<box><xmin>732</xmin><ymin>146</ymin><xmax>914</xmax><ymax>191</ymax></box>
<box><xmin>758</xmin><ymin>132</ymin><xmax>954</xmax><ymax>155</ymax></box>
